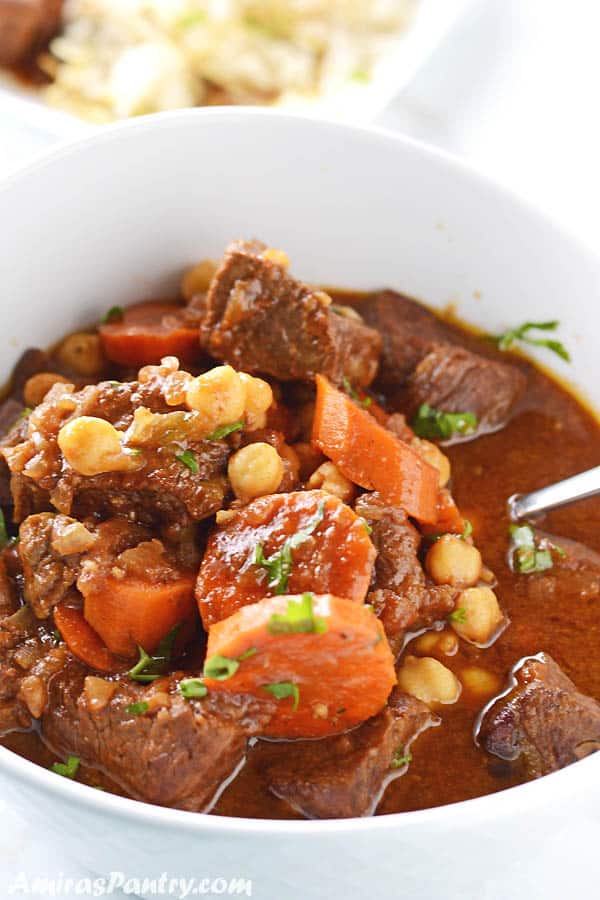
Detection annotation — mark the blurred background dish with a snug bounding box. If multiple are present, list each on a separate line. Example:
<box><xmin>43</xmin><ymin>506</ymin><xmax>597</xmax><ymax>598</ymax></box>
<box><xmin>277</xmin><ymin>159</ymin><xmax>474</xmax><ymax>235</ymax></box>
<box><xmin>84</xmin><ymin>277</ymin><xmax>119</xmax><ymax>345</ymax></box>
<box><xmin>0</xmin><ymin>0</ymin><xmax>476</xmax><ymax>128</ymax></box>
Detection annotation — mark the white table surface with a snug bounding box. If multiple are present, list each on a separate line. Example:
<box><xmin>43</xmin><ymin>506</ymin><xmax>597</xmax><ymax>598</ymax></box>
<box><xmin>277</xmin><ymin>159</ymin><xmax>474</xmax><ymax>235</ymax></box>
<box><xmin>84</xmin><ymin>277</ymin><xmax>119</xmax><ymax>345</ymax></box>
<box><xmin>1</xmin><ymin>0</ymin><xmax>600</xmax><ymax>896</ymax></box>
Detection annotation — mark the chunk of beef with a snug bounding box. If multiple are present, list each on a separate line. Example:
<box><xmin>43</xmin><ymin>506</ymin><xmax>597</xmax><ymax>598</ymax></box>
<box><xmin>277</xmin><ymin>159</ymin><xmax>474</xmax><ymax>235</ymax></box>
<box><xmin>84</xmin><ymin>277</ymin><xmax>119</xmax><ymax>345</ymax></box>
<box><xmin>202</xmin><ymin>240</ymin><xmax>382</xmax><ymax>386</ymax></box>
<box><xmin>522</xmin><ymin>530</ymin><xmax>600</xmax><ymax>605</ymax></box>
<box><xmin>0</xmin><ymin>597</ymin><xmax>67</xmax><ymax>736</ymax></box>
<box><xmin>0</xmin><ymin>0</ymin><xmax>62</xmax><ymax>66</ymax></box>
<box><xmin>402</xmin><ymin>345</ymin><xmax>527</xmax><ymax>434</ymax></box>
<box><xmin>42</xmin><ymin>663</ymin><xmax>275</xmax><ymax>811</ymax></box>
<box><xmin>267</xmin><ymin>690</ymin><xmax>437</xmax><ymax>818</ymax></box>
<box><xmin>479</xmin><ymin>653</ymin><xmax>600</xmax><ymax>778</ymax></box>
<box><xmin>360</xmin><ymin>290</ymin><xmax>453</xmax><ymax>385</ymax></box>
<box><xmin>361</xmin><ymin>291</ymin><xmax>526</xmax><ymax>432</ymax></box>
<box><xmin>18</xmin><ymin>513</ymin><xmax>94</xmax><ymax>618</ymax></box>
<box><xmin>355</xmin><ymin>492</ymin><xmax>456</xmax><ymax>655</ymax></box>
<box><xmin>1</xmin><ymin>375</ymin><xmax>229</xmax><ymax>529</ymax></box>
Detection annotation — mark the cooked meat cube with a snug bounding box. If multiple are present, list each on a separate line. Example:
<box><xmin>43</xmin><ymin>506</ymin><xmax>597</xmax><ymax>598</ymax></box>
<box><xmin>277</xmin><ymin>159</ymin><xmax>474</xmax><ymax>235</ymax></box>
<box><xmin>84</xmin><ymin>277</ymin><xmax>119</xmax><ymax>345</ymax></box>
<box><xmin>202</xmin><ymin>240</ymin><xmax>382</xmax><ymax>386</ymax></box>
<box><xmin>1</xmin><ymin>373</ymin><xmax>229</xmax><ymax>529</ymax></box>
<box><xmin>360</xmin><ymin>290</ymin><xmax>453</xmax><ymax>385</ymax></box>
<box><xmin>0</xmin><ymin>0</ymin><xmax>62</xmax><ymax>66</ymax></box>
<box><xmin>402</xmin><ymin>345</ymin><xmax>527</xmax><ymax>433</ymax></box>
<box><xmin>42</xmin><ymin>662</ymin><xmax>275</xmax><ymax>811</ymax></box>
<box><xmin>267</xmin><ymin>690</ymin><xmax>437</xmax><ymax>818</ymax></box>
<box><xmin>18</xmin><ymin>513</ymin><xmax>92</xmax><ymax>618</ymax></box>
<box><xmin>361</xmin><ymin>291</ymin><xmax>526</xmax><ymax>432</ymax></box>
<box><xmin>0</xmin><ymin>598</ymin><xmax>67</xmax><ymax>736</ymax></box>
<box><xmin>479</xmin><ymin>653</ymin><xmax>600</xmax><ymax>777</ymax></box>
<box><xmin>355</xmin><ymin>492</ymin><xmax>456</xmax><ymax>655</ymax></box>
<box><xmin>522</xmin><ymin>530</ymin><xmax>600</xmax><ymax>605</ymax></box>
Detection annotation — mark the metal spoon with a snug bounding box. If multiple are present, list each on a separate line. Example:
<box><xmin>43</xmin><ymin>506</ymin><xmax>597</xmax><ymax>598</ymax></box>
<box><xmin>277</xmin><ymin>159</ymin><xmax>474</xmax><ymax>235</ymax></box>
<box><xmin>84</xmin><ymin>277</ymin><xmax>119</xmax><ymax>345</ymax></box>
<box><xmin>508</xmin><ymin>465</ymin><xmax>600</xmax><ymax>521</ymax></box>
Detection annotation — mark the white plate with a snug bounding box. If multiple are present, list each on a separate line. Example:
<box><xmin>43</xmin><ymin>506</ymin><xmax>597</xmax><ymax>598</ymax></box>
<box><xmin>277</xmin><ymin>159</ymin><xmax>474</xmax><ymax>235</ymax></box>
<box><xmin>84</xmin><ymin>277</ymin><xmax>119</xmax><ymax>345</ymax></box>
<box><xmin>0</xmin><ymin>0</ymin><xmax>477</xmax><ymax>140</ymax></box>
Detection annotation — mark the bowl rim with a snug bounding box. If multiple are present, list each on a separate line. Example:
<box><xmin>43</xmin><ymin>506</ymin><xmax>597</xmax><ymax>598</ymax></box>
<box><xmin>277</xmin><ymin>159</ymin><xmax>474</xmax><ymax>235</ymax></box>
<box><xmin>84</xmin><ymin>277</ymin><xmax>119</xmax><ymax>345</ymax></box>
<box><xmin>1</xmin><ymin>106</ymin><xmax>599</xmax><ymax>833</ymax></box>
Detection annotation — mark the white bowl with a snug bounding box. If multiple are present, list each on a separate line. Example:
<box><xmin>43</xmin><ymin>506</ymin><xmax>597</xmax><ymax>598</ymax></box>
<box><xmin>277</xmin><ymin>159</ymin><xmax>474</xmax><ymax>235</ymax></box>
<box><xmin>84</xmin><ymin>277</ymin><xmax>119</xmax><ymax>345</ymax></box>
<box><xmin>0</xmin><ymin>110</ymin><xmax>599</xmax><ymax>899</ymax></box>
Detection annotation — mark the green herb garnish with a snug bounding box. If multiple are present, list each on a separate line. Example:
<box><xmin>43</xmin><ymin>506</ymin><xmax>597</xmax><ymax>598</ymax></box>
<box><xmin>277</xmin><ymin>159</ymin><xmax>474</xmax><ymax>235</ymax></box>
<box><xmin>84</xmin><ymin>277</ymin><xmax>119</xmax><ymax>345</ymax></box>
<box><xmin>126</xmin><ymin>701</ymin><xmax>149</xmax><ymax>716</ymax></box>
<box><xmin>51</xmin><ymin>755</ymin><xmax>80</xmax><ymax>779</ymax></box>
<box><xmin>412</xmin><ymin>403</ymin><xmax>478</xmax><ymax>440</ymax></box>
<box><xmin>179</xmin><ymin>678</ymin><xmax>208</xmax><ymax>699</ymax></box>
<box><xmin>128</xmin><ymin>624</ymin><xmax>180</xmax><ymax>683</ymax></box>
<box><xmin>204</xmin><ymin>654</ymin><xmax>240</xmax><ymax>681</ymax></box>
<box><xmin>101</xmin><ymin>305</ymin><xmax>124</xmax><ymax>324</ymax></box>
<box><xmin>262</xmin><ymin>681</ymin><xmax>300</xmax><ymax>711</ymax></box>
<box><xmin>360</xmin><ymin>517</ymin><xmax>373</xmax><ymax>535</ymax></box>
<box><xmin>206</xmin><ymin>420</ymin><xmax>244</xmax><ymax>441</ymax></box>
<box><xmin>351</xmin><ymin>68</ymin><xmax>370</xmax><ymax>84</ymax></box>
<box><xmin>391</xmin><ymin>750</ymin><xmax>412</xmax><ymax>770</ymax></box>
<box><xmin>449</xmin><ymin>607</ymin><xmax>467</xmax><ymax>624</ymax></box>
<box><xmin>176</xmin><ymin>449</ymin><xmax>199</xmax><ymax>474</ymax></box>
<box><xmin>51</xmin><ymin>629</ymin><xmax>61</xmax><ymax>644</ymax></box>
<box><xmin>268</xmin><ymin>592</ymin><xmax>327</xmax><ymax>636</ymax></box>
<box><xmin>509</xmin><ymin>524</ymin><xmax>563</xmax><ymax>574</ymax></box>
<box><xmin>342</xmin><ymin>376</ymin><xmax>372</xmax><ymax>408</ymax></box>
<box><xmin>461</xmin><ymin>520</ymin><xmax>473</xmax><ymax>540</ymax></box>
<box><xmin>178</xmin><ymin>10</ymin><xmax>207</xmax><ymax>28</ymax></box>
<box><xmin>237</xmin><ymin>646</ymin><xmax>257</xmax><ymax>661</ymax></box>
<box><xmin>490</xmin><ymin>320</ymin><xmax>570</xmax><ymax>362</ymax></box>
<box><xmin>0</xmin><ymin>509</ymin><xmax>8</xmax><ymax>550</ymax></box>
<box><xmin>254</xmin><ymin>502</ymin><xmax>326</xmax><ymax>594</ymax></box>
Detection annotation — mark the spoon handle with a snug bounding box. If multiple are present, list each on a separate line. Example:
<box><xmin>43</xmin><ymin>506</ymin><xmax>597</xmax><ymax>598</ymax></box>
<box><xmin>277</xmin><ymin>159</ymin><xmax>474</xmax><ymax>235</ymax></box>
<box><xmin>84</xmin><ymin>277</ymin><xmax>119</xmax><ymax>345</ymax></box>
<box><xmin>508</xmin><ymin>465</ymin><xmax>600</xmax><ymax>521</ymax></box>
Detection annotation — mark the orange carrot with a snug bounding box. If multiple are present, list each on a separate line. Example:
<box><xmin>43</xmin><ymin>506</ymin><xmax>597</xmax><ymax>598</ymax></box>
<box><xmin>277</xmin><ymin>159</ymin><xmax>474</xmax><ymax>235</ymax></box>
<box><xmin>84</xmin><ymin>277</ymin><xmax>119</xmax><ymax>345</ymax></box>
<box><xmin>196</xmin><ymin>490</ymin><xmax>376</xmax><ymax>629</ymax></box>
<box><xmin>421</xmin><ymin>488</ymin><xmax>466</xmax><ymax>537</ymax></box>
<box><xmin>312</xmin><ymin>376</ymin><xmax>439</xmax><ymax>523</ymax></box>
<box><xmin>81</xmin><ymin>571</ymin><xmax>197</xmax><ymax>658</ymax></box>
<box><xmin>99</xmin><ymin>301</ymin><xmax>200</xmax><ymax>367</ymax></box>
<box><xmin>204</xmin><ymin>593</ymin><xmax>396</xmax><ymax>739</ymax></box>
<box><xmin>54</xmin><ymin>603</ymin><xmax>121</xmax><ymax>673</ymax></box>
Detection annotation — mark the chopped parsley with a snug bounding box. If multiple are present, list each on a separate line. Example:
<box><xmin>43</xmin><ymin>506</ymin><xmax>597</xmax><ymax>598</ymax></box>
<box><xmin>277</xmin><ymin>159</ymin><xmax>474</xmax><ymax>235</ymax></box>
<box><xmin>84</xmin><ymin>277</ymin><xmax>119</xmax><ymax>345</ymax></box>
<box><xmin>509</xmin><ymin>524</ymin><xmax>564</xmax><ymax>574</ymax></box>
<box><xmin>179</xmin><ymin>678</ymin><xmax>208</xmax><ymax>699</ymax></box>
<box><xmin>391</xmin><ymin>750</ymin><xmax>412</xmax><ymax>770</ymax></box>
<box><xmin>101</xmin><ymin>305</ymin><xmax>124</xmax><ymax>324</ymax></box>
<box><xmin>351</xmin><ymin>67</ymin><xmax>371</xmax><ymax>84</ymax></box>
<box><xmin>449</xmin><ymin>607</ymin><xmax>467</xmax><ymax>624</ymax></box>
<box><xmin>203</xmin><ymin>654</ymin><xmax>240</xmax><ymax>681</ymax></box>
<box><xmin>268</xmin><ymin>592</ymin><xmax>327</xmax><ymax>636</ymax></box>
<box><xmin>128</xmin><ymin>624</ymin><xmax>180</xmax><ymax>683</ymax></box>
<box><xmin>51</xmin><ymin>755</ymin><xmax>80</xmax><ymax>779</ymax></box>
<box><xmin>461</xmin><ymin>520</ymin><xmax>473</xmax><ymax>540</ymax></box>
<box><xmin>176</xmin><ymin>449</ymin><xmax>199</xmax><ymax>474</ymax></box>
<box><xmin>360</xmin><ymin>517</ymin><xmax>373</xmax><ymax>535</ymax></box>
<box><xmin>0</xmin><ymin>509</ymin><xmax>8</xmax><ymax>550</ymax></box>
<box><xmin>254</xmin><ymin>501</ymin><xmax>326</xmax><ymax>594</ymax></box>
<box><xmin>51</xmin><ymin>629</ymin><xmax>61</xmax><ymax>644</ymax></box>
<box><xmin>206</xmin><ymin>420</ymin><xmax>244</xmax><ymax>441</ymax></box>
<box><xmin>342</xmin><ymin>376</ymin><xmax>372</xmax><ymax>408</ymax></box>
<box><xmin>490</xmin><ymin>320</ymin><xmax>570</xmax><ymax>362</ymax></box>
<box><xmin>412</xmin><ymin>403</ymin><xmax>478</xmax><ymax>441</ymax></box>
<box><xmin>262</xmin><ymin>681</ymin><xmax>300</xmax><ymax>711</ymax></box>
<box><xmin>126</xmin><ymin>701</ymin><xmax>149</xmax><ymax>716</ymax></box>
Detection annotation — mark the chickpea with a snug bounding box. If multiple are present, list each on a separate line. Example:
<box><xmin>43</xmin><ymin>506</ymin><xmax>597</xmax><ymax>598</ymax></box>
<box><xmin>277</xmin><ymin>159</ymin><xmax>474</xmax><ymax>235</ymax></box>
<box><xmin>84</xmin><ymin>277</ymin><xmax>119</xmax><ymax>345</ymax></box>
<box><xmin>425</xmin><ymin>535</ymin><xmax>482</xmax><ymax>587</ymax></box>
<box><xmin>411</xmin><ymin>438</ymin><xmax>451</xmax><ymax>487</ymax></box>
<box><xmin>58</xmin><ymin>416</ymin><xmax>142</xmax><ymax>476</ymax></box>
<box><xmin>450</xmin><ymin>586</ymin><xmax>505</xmax><ymax>646</ymax></box>
<box><xmin>24</xmin><ymin>372</ymin><xmax>70</xmax><ymax>408</ymax></box>
<box><xmin>397</xmin><ymin>655</ymin><xmax>461</xmax><ymax>705</ymax></box>
<box><xmin>460</xmin><ymin>666</ymin><xmax>501</xmax><ymax>698</ymax></box>
<box><xmin>228</xmin><ymin>442</ymin><xmax>284</xmax><ymax>502</ymax></box>
<box><xmin>239</xmin><ymin>373</ymin><xmax>273</xmax><ymax>430</ymax></box>
<box><xmin>308</xmin><ymin>462</ymin><xmax>356</xmax><ymax>504</ymax></box>
<box><xmin>181</xmin><ymin>259</ymin><xmax>217</xmax><ymax>300</ymax></box>
<box><xmin>262</xmin><ymin>247</ymin><xmax>290</xmax><ymax>269</ymax></box>
<box><xmin>186</xmin><ymin>365</ymin><xmax>246</xmax><ymax>429</ymax></box>
<box><xmin>58</xmin><ymin>333</ymin><xmax>105</xmax><ymax>377</ymax></box>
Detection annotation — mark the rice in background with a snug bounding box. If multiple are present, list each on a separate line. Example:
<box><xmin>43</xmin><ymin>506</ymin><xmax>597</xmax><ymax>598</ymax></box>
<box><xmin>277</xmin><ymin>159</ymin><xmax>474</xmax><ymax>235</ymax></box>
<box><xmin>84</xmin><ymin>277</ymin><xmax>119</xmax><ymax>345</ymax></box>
<box><xmin>42</xmin><ymin>0</ymin><xmax>417</xmax><ymax>121</ymax></box>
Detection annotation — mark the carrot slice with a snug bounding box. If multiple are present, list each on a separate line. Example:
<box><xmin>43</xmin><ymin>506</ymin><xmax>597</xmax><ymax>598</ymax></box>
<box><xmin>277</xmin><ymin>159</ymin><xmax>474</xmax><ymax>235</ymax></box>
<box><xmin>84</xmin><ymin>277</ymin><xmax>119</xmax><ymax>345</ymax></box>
<box><xmin>81</xmin><ymin>571</ymin><xmax>198</xmax><ymax>658</ymax></box>
<box><xmin>204</xmin><ymin>593</ymin><xmax>396</xmax><ymax>739</ymax></box>
<box><xmin>421</xmin><ymin>488</ymin><xmax>466</xmax><ymax>537</ymax></box>
<box><xmin>54</xmin><ymin>603</ymin><xmax>121</xmax><ymax>673</ymax></box>
<box><xmin>196</xmin><ymin>490</ymin><xmax>376</xmax><ymax>629</ymax></box>
<box><xmin>99</xmin><ymin>301</ymin><xmax>200</xmax><ymax>367</ymax></box>
<box><xmin>312</xmin><ymin>375</ymin><xmax>439</xmax><ymax>523</ymax></box>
